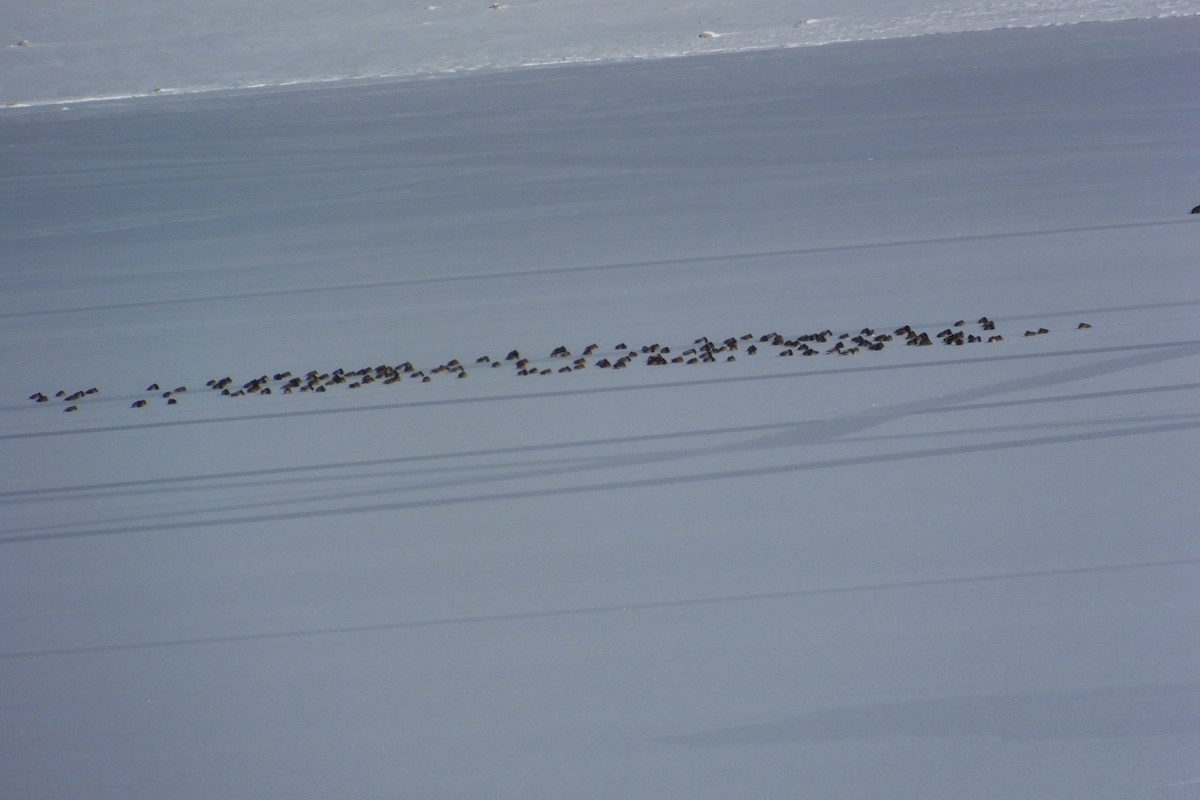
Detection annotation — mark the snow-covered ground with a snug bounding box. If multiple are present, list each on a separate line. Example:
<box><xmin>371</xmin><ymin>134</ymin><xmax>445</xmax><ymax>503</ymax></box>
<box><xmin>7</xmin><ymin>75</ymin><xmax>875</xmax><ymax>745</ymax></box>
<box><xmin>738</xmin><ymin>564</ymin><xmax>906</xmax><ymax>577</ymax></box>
<box><xmin>3</xmin><ymin>0</ymin><xmax>1199</xmax><ymax>105</ymax></box>
<box><xmin>1</xmin><ymin>3</ymin><xmax>1199</xmax><ymax>798</ymax></box>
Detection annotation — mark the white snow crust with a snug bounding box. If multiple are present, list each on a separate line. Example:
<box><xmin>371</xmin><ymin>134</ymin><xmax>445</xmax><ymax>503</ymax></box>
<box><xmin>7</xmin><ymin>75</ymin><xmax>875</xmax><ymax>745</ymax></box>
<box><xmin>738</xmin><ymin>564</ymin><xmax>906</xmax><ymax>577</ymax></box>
<box><xmin>2</xmin><ymin>0</ymin><xmax>1199</xmax><ymax>105</ymax></box>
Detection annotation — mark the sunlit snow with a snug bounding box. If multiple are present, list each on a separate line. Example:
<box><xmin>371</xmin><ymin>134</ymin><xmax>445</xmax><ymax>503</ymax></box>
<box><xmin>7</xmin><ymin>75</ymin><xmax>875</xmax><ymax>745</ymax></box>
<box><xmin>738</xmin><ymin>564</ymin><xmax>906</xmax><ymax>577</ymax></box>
<box><xmin>1</xmin><ymin>3</ymin><xmax>1198</xmax><ymax>798</ymax></box>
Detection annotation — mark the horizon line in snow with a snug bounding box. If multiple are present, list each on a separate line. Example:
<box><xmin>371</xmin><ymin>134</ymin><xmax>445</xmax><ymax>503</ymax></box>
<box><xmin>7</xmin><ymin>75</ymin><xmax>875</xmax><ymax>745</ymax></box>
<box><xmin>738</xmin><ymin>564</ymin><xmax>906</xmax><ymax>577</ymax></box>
<box><xmin>4</xmin><ymin>12</ymin><xmax>1196</xmax><ymax>111</ymax></box>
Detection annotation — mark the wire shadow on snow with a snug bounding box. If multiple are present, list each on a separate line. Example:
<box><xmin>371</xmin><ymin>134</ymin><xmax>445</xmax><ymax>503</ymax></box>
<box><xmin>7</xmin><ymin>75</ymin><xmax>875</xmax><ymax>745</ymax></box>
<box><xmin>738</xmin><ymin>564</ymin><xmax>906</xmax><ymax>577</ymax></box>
<box><xmin>4</xmin><ymin>416</ymin><xmax>1197</xmax><ymax>546</ymax></box>
<box><xmin>1</xmin><ymin>219</ymin><xmax>1192</xmax><ymax>320</ymax></box>
<box><xmin>9</xmin><ymin>406</ymin><xmax>1198</xmax><ymax>540</ymax></box>
<box><xmin>10</xmin><ymin>410</ymin><xmax>1197</xmax><ymax>525</ymax></box>
<box><xmin>4</xmin><ymin>380</ymin><xmax>1197</xmax><ymax>503</ymax></box>
<box><xmin>726</xmin><ymin>336</ymin><xmax>1200</xmax><ymax>451</ymax></box>
<box><xmin>663</xmin><ymin>684</ymin><xmax>1200</xmax><ymax>745</ymax></box>
<box><xmin>4</xmin><ymin>344</ymin><xmax>1197</xmax><ymax>538</ymax></box>
<box><xmin>3</xmin><ymin>339</ymin><xmax>1198</xmax><ymax>442</ymax></box>
<box><xmin>2</xmin><ymin>557</ymin><xmax>1196</xmax><ymax>660</ymax></box>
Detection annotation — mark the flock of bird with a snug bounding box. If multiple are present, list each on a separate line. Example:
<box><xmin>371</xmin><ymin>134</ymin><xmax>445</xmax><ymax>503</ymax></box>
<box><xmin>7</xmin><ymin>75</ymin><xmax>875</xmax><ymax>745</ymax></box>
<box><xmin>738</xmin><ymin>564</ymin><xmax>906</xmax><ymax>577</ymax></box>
<box><xmin>28</xmin><ymin>316</ymin><xmax>1092</xmax><ymax>413</ymax></box>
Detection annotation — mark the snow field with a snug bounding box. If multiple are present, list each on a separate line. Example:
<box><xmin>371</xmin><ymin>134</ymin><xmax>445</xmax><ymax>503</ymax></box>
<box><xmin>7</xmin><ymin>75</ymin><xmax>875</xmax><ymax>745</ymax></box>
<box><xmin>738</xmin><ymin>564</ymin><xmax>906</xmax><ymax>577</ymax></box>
<box><xmin>1</xmin><ymin>14</ymin><xmax>1198</xmax><ymax>800</ymax></box>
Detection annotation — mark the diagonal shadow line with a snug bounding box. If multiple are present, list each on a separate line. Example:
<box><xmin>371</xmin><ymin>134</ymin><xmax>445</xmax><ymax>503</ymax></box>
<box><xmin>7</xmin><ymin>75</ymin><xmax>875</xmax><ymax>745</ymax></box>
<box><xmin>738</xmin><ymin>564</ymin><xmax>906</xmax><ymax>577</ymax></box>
<box><xmin>994</xmin><ymin>303</ymin><xmax>1200</xmax><ymax>325</ymax></box>
<box><xmin>4</xmin><ymin>339</ymin><xmax>1198</xmax><ymax>442</ymax></box>
<box><xmin>7</xmin><ymin>338</ymin><xmax>1197</xmax><ymax>540</ymax></box>
<box><xmin>734</xmin><ymin>334</ymin><xmax>1200</xmax><ymax>452</ymax></box>
<box><xmin>19</xmin><ymin>407</ymin><xmax>1192</xmax><ymax>537</ymax></box>
<box><xmin>220</xmin><ymin>341</ymin><xmax>1200</xmax><ymax>522</ymax></box>
<box><xmin>107</xmin><ymin>337</ymin><xmax>1192</xmax><ymax>521</ymax></box>
<box><xmin>14</xmin><ymin>411</ymin><xmax>1194</xmax><ymax>519</ymax></box>
<box><xmin>193</xmin><ymin>341</ymin><xmax>1200</xmax><ymax>517</ymax></box>
<box><xmin>1</xmin><ymin>220</ymin><xmax>1192</xmax><ymax>320</ymax></box>
<box><xmin>90</xmin><ymin>337</ymin><xmax>1200</xmax><ymax>521</ymax></box>
<box><xmin>664</xmin><ymin>683</ymin><xmax>1200</xmax><ymax>745</ymax></box>
<box><xmin>3</xmin><ymin>418</ymin><xmax>1196</xmax><ymax>546</ymax></box>
<box><xmin>8</xmin><ymin>337</ymin><xmax>1195</xmax><ymax>528</ymax></box>
<box><xmin>4</xmin><ymin>381</ymin><xmax>1196</xmax><ymax>501</ymax></box>
<box><xmin>929</xmin><ymin>382</ymin><xmax>1200</xmax><ymax>413</ymax></box>
<box><xmin>7</xmin><ymin>340</ymin><xmax>1198</xmax><ymax>536</ymax></box>
<box><xmin>0</xmin><ymin>454</ymin><xmax>588</xmax><ymax>507</ymax></box>
<box><xmin>2</xmin><ymin>557</ymin><xmax>1196</xmax><ymax>660</ymax></box>
<box><xmin>0</xmin><ymin>450</ymin><xmax>602</xmax><ymax>535</ymax></box>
